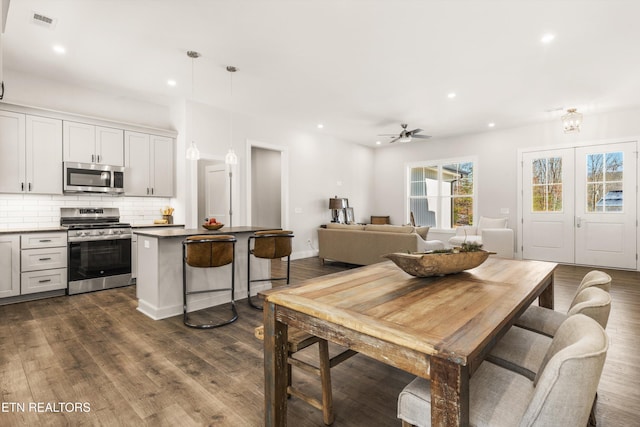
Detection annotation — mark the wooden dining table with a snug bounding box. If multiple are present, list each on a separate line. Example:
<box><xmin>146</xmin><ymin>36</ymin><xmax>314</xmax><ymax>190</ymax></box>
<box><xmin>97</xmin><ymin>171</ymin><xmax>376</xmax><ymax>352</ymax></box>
<box><xmin>262</xmin><ymin>257</ymin><xmax>557</xmax><ymax>426</ymax></box>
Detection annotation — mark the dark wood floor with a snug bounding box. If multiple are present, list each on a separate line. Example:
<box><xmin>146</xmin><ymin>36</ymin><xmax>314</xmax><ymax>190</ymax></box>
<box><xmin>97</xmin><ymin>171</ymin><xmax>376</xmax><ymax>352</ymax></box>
<box><xmin>0</xmin><ymin>259</ymin><xmax>638</xmax><ymax>426</ymax></box>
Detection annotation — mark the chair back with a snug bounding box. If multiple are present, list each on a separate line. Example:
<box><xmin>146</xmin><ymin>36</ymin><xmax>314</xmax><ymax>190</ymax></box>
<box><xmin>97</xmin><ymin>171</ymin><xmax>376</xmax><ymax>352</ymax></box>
<box><xmin>576</xmin><ymin>270</ymin><xmax>612</xmax><ymax>294</ymax></box>
<box><xmin>523</xmin><ymin>315</ymin><xmax>608</xmax><ymax>427</ymax></box>
<box><xmin>568</xmin><ymin>287</ymin><xmax>612</xmax><ymax>329</ymax></box>
<box><xmin>252</xmin><ymin>230</ymin><xmax>294</xmax><ymax>259</ymax></box>
<box><xmin>184</xmin><ymin>235</ymin><xmax>236</xmax><ymax>268</ymax></box>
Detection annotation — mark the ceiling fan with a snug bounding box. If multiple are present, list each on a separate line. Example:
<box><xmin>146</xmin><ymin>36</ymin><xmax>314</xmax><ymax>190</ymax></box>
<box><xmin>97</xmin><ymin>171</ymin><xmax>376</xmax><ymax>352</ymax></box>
<box><xmin>379</xmin><ymin>123</ymin><xmax>431</xmax><ymax>143</ymax></box>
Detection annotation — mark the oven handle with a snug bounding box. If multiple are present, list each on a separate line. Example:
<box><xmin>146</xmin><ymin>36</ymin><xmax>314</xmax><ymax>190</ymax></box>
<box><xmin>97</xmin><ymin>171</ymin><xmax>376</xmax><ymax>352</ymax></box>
<box><xmin>68</xmin><ymin>235</ymin><xmax>132</xmax><ymax>243</ymax></box>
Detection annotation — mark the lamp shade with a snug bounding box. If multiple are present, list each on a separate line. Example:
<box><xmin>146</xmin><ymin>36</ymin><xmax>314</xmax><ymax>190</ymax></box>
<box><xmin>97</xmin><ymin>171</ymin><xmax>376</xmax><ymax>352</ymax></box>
<box><xmin>562</xmin><ymin>108</ymin><xmax>582</xmax><ymax>133</ymax></box>
<box><xmin>329</xmin><ymin>197</ymin><xmax>348</xmax><ymax>210</ymax></box>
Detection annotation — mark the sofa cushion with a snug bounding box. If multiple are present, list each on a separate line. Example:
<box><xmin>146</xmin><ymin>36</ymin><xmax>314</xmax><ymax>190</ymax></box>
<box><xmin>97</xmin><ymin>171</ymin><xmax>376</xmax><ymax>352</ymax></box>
<box><xmin>326</xmin><ymin>223</ymin><xmax>365</xmax><ymax>231</ymax></box>
<box><xmin>364</xmin><ymin>224</ymin><xmax>414</xmax><ymax>234</ymax></box>
<box><xmin>414</xmin><ymin>226</ymin><xmax>429</xmax><ymax>240</ymax></box>
<box><xmin>478</xmin><ymin>216</ymin><xmax>508</xmax><ymax>230</ymax></box>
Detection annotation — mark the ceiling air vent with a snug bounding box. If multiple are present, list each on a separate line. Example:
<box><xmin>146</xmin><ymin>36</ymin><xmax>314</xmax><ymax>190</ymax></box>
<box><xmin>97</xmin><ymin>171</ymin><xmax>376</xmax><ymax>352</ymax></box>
<box><xmin>31</xmin><ymin>12</ymin><xmax>57</xmax><ymax>29</ymax></box>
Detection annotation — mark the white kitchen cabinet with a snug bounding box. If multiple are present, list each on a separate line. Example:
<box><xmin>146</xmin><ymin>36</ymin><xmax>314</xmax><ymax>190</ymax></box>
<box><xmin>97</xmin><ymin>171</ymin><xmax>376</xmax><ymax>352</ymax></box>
<box><xmin>20</xmin><ymin>232</ymin><xmax>68</xmax><ymax>295</ymax></box>
<box><xmin>63</xmin><ymin>121</ymin><xmax>124</xmax><ymax>166</ymax></box>
<box><xmin>124</xmin><ymin>131</ymin><xmax>174</xmax><ymax>197</ymax></box>
<box><xmin>0</xmin><ymin>235</ymin><xmax>20</xmax><ymax>299</ymax></box>
<box><xmin>0</xmin><ymin>111</ymin><xmax>62</xmax><ymax>194</ymax></box>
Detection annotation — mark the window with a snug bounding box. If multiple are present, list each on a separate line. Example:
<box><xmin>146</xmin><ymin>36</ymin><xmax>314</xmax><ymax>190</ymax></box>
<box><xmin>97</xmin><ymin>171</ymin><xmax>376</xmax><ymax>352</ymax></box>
<box><xmin>586</xmin><ymin>151</ymin><xmax>623</xmax><ymax>212</ymax></box>
<box><xmin>407</xmin><ymin>159</ymin><xmax>475</xmax><ymax>229</ymax></box>
<box><xmin>531</xmin><ymin>157</ymin><xmax>563</xmax><ymax>212</ymax></box>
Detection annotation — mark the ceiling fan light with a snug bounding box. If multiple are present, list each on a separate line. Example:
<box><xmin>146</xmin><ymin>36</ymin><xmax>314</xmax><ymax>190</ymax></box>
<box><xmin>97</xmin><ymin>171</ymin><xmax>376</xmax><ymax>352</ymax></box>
<box><xmin>398</xmin><ymin>136</ymin><xmax>412</xmax><ymax>143</ymax></box>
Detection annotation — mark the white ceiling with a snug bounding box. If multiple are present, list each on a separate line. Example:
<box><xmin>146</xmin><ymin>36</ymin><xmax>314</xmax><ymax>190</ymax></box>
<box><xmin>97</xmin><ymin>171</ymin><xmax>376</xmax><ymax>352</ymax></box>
<box><xmin>3</xmin><ymin>0</ymin><xmax>640</xmax><ymax>146</ymax></box>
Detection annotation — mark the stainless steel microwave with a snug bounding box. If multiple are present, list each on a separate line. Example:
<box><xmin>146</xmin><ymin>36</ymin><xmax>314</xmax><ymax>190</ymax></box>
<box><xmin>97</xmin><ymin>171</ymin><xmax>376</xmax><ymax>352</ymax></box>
<box><xmin>63</xmin><ymin>162</ymin><xmax>125</xmax><ymax>194</ymax></box>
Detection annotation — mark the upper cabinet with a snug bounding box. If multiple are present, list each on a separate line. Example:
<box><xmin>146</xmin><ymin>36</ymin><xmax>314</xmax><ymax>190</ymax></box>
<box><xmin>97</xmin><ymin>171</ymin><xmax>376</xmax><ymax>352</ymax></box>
<box><xmin>124</xmin><ymin>131</ymin><xmax>174</xmax><ymax>197</ymax></box>
<box><xmin>63</xmin><ymin>121</ymin><xmax>124</xmax><ymax>166</ymax></box>
<box><xmin>0</xmin><ymin>111</ymin><xmax>62</xmax><ymax>194</ymax></box>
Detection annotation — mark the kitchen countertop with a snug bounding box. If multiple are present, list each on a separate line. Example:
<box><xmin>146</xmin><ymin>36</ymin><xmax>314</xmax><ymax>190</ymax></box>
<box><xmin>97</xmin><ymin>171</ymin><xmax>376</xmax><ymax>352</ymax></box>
<box><xmin>0</xmin><ymin>227</ymin><xmax>67</xmax><ymax>235</ymax></box>
<box><xmin>131</xmin><ymin>223</ymin><xmax>185</xmax><ymax>228</ymax></box>
<box><xmin>133</xmin><ymin>226</ymin><xmax>275</xmax><ymax>238</ymax></box>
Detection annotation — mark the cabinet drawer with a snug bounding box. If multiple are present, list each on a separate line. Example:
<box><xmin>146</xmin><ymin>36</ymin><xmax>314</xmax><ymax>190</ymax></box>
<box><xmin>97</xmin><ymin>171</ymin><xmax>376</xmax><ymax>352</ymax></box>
<box><xmin>21</xmin><ymin>232</ymin><xmax>67</xmax><ymax>249</ymax></box>
<box><xmin>21</xmin><ymin>268</ymin><xmax>67</xmax><ymax>294</ymax></box>
<box><xmin>21</xmin><ymin>247</ymin><xmax>67</xmax><ymax>272</ymax></box>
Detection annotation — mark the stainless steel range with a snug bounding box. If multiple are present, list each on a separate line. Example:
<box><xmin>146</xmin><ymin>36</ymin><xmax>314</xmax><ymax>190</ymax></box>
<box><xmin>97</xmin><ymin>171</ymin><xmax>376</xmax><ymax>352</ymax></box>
<box><xmin>61</xmin><ymin>207</ymin><xmax>132</xmax><ymax>295</ymax></box>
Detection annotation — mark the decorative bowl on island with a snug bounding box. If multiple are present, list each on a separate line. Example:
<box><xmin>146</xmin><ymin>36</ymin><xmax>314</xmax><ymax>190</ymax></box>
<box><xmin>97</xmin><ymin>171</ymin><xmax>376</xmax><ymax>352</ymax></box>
<box><xmin>202</xmin><ymin>223</ymin><xmax>224</xmax><ymax>230</ymax></box>
<box><xmin>383</xmin><ymin>249</ymin><xmax>491</xmax><ymax>277</ymax></box>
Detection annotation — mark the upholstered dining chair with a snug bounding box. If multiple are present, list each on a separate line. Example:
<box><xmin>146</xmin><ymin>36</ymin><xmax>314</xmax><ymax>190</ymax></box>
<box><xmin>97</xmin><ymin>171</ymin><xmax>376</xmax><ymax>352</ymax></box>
<box><xmin>488</xmin><ymin>286</ymin><xmax>611</xmax><ymax>380</ymax></box>
<box><xmin>247</xmin><ymin>230</ymin><xmax>294</xmax><ymax>309</ymax></box>
<box><xmin>515</xmin><ymin>270</ymin><xmax>611</xmax><ymax>337</ymax></box>
<box><xmin>397</xmin><ymin>314</ymin><xmax>609</xmax><ymax>427</ymax></box>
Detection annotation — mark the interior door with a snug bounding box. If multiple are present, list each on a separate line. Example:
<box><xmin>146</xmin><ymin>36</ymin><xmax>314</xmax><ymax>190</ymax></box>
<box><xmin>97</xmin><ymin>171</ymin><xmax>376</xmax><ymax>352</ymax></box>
<box><xmin>205</xmin><ymin>164</ymin><xmax>227</xmax><ymax>224</ymax></box>
<box><xmin>574</xmin><ymin>142</ymin><xmax>637</xmax><ymax>269</ymax></box>
<box><xmin>522</xmin><ymin>148</ymin><xmax>575</xmax><ymax>263</ymax></box>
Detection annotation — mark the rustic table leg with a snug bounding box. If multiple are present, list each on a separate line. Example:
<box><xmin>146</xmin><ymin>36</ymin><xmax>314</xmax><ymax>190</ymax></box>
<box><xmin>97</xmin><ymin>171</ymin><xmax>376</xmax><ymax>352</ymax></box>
<box><xmin>430</xmin><ymin>356</ymin><xmax>469</xmax><ymax>427</ymax></box>
<box><xmin>264</xmin><ymin>301</ymin><xmax>288</xmax><ymax>427</ymax></box>
<box><xmin>538</xmin><ymin>274</ymin><xmax>555</xmax><ymax>310</ymax></box>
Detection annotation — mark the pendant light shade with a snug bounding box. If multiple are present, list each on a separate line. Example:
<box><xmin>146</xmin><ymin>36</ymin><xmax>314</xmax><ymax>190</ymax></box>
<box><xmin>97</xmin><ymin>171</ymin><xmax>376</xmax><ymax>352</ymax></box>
<box><xmin>562</xmin><ymin>108</ymin><xmax>582</xmax><ymax>134</ymax></box>
<box><xmin>186</xmin><ymin>141</ymin><xmax>200</xmax><ymax>160</ymax></box>
<box><xmin>186</xmin><ymin>50</ymin><xmax>201</xmax><ymax>160</ymax></box>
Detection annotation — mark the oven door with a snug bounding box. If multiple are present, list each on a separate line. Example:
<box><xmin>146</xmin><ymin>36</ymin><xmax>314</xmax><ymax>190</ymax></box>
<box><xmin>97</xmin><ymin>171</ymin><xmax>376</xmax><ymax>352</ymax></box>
<box><xmin>68</xmin><ymin>237</ymin><xmax>132</xmax><ymax>283</ymax></box>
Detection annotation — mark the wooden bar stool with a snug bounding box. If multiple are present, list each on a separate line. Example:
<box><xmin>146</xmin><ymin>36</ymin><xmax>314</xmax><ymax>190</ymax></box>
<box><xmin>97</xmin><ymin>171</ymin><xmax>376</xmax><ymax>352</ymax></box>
<box><xmin>182</xmin><ymin>235</ymin><xmax>238</xmax><ymax>329</ymax></box>
<box><xmin>255</xmin><ymin>325</ymin><xmax>357</xmax><ymax>425</ymax></box>
<box><xmin>247</xmin><ymin>230</ymin><xmax>294</xmax><ymax>310</ymax></box>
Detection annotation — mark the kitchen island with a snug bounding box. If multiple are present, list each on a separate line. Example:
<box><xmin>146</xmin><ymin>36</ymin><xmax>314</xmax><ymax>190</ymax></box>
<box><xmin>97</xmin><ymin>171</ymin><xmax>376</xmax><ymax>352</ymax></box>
<box><xmin>134</xmin><ymin>226</ymin><xmax>273</xmax><ymax>320</ymax></box>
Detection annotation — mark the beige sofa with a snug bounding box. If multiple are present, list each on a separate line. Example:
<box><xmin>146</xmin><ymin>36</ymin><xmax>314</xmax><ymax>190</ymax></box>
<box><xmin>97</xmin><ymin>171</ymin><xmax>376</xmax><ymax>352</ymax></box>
<box><xmin>317</xmin><ymin>223</ymin><xmax>445</xmax><ymax>266</ymax></box>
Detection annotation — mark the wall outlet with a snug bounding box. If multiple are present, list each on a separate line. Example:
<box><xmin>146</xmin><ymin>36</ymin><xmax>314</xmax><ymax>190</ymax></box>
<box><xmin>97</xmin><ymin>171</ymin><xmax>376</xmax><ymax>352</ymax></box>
<box><xmin>144</xmin><ymin>240</ymin><xmax>150</xmax><ymax>249</ymax></box>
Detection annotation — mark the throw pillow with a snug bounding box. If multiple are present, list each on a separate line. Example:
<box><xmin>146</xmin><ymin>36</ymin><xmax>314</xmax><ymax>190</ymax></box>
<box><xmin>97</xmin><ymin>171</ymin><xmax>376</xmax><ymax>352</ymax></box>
<box><xmin>477</xmin><ymin>216</ymin><xmax>508</xmax><ymax>230</ymax></box>
<box><xmin>414</xmin><ymin>226</ymin><xmax>430</xmax><ymax>240</ymax></box>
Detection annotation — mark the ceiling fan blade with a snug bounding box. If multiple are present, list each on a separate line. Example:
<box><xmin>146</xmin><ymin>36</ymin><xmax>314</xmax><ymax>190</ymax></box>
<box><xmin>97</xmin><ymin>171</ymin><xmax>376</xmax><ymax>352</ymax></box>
<box><xmin>411</xmin><ymin>134</ymin><xmax>432</xmax><ymax>139</ymax></box>
<box><xmin>407</xmin><ymin>128</ymin><xmax>423</xmax><ymax>136</ymax></box>
<box><xmin>377</xmin><ymin>133</ymin><xmax>399</xmax><ymax>136</ymax></box>
<box><xmin>388</xmin><ymin>136</ymin><xmax>401</xmax><ymax>143</ymax></box>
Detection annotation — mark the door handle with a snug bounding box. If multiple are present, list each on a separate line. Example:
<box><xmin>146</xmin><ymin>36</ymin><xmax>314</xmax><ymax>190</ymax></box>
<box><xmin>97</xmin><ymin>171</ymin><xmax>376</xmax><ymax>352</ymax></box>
<box><xmin>39</xmin><ymin>257</ymin><xmax>52</xmax><ymax>261</ymax></box>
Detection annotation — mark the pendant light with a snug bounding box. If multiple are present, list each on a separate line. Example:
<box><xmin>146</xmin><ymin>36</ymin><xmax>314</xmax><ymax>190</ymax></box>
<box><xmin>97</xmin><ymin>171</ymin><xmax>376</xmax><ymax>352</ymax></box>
<box><xmin>225</xmin><ymin>66</ymin><xmax>238</xmax><ymax>226</ymax></box>
<box><xmin>185</xmin><ymin>50</ymin><xmax>201</xmax><ymax>160</ymax></box>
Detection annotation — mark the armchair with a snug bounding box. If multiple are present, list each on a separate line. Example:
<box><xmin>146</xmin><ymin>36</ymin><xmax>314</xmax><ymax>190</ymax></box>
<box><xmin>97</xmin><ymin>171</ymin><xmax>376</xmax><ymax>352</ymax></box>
<box><xmin>448</xmin><ymin>216</ymin><xmax>514</xmax><ymax>258</ymax></box>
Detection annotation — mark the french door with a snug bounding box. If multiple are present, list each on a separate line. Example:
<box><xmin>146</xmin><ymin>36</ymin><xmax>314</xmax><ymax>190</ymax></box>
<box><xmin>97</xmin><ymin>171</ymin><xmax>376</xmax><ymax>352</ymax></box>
<box><xmin>522</xmin><ymin>141</ymin><xmax>637</xmax><ymax>269</ymax></box>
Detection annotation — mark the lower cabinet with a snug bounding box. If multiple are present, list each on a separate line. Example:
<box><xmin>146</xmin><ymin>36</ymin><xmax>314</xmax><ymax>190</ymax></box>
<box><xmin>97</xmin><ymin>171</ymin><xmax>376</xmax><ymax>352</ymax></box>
<box><xmin>0</xmin><ymin>235</ymin><xmax>20</xmax><ymax>298</ymax></box>
<box><xmin>19</xmin><ymin>232</ymin><xmax>68</xmax><ymax>296</ymax></box>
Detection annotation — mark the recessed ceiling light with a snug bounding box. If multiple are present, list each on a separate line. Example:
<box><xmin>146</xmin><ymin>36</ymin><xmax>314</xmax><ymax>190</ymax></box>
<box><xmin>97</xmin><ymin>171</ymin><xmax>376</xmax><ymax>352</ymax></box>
<box><xmin>167</xmin><ymin>79</ymin><xmax>177</xmax><ymax>87</ymax></box>
<box><xmin>317</xmin><ymin>123</ymin><xmax>324</xmax><ymax>129</ymax></box>
<box><xmin>447</xmin><ymin>92</ymin><xmax>456</xmax><ymax>99</ymax></box>
<box><xmin>376</xmin><ymin>141</ymin><xmax>381</xmax><ymax>145</ymax></box>
<box><xmin>541</xmin><ymin>33</ymin><xmax>555</xmax><ymax>44</ymax></box>
<box><xmin>52</xmin><ymin>44</ymin><xmax>66</xmax><ymax>54</ymax></box>
<box><xmin>488</xmin><ymin>122</ymin><xmax>496</xmax><ymax>128</ymax></box>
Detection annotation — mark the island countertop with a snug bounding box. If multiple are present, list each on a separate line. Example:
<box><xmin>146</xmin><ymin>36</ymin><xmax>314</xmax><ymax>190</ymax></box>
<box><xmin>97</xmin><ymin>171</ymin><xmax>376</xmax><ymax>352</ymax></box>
<box><xmin>133</xmin><ymin>226</ymin><xmax>276</xmax><ymax>238</ymax></box>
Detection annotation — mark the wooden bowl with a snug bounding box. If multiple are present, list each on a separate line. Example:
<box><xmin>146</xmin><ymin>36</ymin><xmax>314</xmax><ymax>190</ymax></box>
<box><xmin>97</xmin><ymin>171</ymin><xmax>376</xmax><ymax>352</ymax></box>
<box><xmin>383</xmin><ymin>250</ymin><xmax>491</xmax><ymax>277</ymax></box>
<box><xmin>202</xmin><ymin>223</ymin><xmax>224</xmax><ymax>230</ymax></box>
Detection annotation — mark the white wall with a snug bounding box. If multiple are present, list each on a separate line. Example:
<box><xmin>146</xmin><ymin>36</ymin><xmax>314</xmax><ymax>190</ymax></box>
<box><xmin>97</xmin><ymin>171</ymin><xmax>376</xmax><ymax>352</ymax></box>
<box><xmin>371</xmin><ymin>107</ymin><xmax>640</xmax><ymax>258</ymax></box>
<box><xmin>184</xmin><ymin>101</ymin><xmax>375</xmax><ymax>258</ymax></box>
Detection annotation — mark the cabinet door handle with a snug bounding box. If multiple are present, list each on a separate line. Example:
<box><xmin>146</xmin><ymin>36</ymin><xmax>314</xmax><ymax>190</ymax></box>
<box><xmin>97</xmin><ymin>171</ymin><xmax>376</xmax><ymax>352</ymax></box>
<box><xmin>97</xmin><ymin>154</ymin><xmax>101</xmax><ymax>163</ymax></box>
<box><xmin>92</xmin><ymin>154</ymin><xmax>95</xmax><ymax>163</ymax></box>
<box><xmin>146</xmin><ymin>187</ymin><xmax>149</xmax><ymax>195</ymax></box>
<box><xmin>151</xmin><ymin>187</ymin><xmax>154</xmax><ymax>195</ymax></box>
<box><xmin>39</xmin><ymin>239</ymin><xmax>52</xmax><ymax>242</ymax></box>
<box><xmin>38</xmin><ymin>279</ymin><xmax>52</xmax><ymax>283</ymax></box>
<box><xmin>21</xmin><ymin>182</ymin><xmax>24</xmax><ymax>191</ymax></box>
<box><xmin>38</xmin><ymin>257</ymin><xmax>52</xmax><ymax>261</ymax></box>
<box><xmin>28</xmin><ymin>183</ymin><xmax>32</xmax><ymax>191</ymax></box>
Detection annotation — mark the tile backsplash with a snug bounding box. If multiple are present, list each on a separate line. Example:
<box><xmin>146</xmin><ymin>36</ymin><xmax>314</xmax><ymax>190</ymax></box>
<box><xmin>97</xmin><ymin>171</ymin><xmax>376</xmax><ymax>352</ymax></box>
<box><xmin>0</xmin><ymin>194</ymin><xmax>172</xmax><ymax>229</ymax></box>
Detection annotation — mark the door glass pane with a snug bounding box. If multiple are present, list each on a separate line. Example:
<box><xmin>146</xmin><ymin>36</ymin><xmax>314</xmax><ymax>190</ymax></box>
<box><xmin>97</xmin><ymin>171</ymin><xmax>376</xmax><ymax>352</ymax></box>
<box><xmin>531</xmin><ymin>157</ymin><xmax>562</xmax><ymax>212</ymax></box>
<box><xmin>587</xmin><ymin>183</ymin><xmax>604</xmax><ymax>212</ymax></box>
<box><xmin>586</xmin><ymin>152</ymin><xmax>623</xmax><ymax>212</ymax></box>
